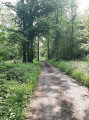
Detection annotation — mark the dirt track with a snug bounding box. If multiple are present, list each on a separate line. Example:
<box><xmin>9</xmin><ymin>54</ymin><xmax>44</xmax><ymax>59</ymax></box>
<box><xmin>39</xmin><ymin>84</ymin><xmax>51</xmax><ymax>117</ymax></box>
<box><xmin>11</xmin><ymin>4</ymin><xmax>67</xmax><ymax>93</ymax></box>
<box><xmin>26</xmin><ymin>61</ymin><xmax>89</xmax><ymax>120</ymax></box>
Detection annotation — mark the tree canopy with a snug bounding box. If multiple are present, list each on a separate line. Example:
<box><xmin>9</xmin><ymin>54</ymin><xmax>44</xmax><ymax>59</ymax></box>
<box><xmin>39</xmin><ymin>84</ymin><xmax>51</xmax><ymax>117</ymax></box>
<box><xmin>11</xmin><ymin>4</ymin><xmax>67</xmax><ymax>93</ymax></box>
<box><xmin>0</xmin><ymin>0</ymin><xmax>89</xmax><ymax>62</ymax></box>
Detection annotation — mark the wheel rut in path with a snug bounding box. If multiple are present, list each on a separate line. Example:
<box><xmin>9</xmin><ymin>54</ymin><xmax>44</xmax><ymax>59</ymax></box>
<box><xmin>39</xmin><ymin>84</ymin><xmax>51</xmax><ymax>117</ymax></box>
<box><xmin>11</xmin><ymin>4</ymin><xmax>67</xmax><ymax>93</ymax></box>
<box><xmin>25</xmin><ymin>61</ymin><xmax>89</xmax><ymax>120</ymax></box>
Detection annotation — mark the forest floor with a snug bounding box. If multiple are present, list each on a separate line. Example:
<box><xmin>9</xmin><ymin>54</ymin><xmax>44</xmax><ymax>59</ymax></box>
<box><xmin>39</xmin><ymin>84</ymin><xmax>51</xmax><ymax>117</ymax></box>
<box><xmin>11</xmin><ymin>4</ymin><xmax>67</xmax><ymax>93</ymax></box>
<box><xmin>25</xmin><ymin>61</ymin><xmax>89</xmax><ymax>120</ymax></box>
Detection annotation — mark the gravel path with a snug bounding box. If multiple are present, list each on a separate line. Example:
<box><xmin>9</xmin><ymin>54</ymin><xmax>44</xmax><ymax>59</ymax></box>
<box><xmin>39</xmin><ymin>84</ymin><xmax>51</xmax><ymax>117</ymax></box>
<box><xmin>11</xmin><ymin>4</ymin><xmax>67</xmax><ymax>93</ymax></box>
<box><xmin>25</xmin><ymin>61</ymin><xmax>89</xmax><ymax>120</ymax></box>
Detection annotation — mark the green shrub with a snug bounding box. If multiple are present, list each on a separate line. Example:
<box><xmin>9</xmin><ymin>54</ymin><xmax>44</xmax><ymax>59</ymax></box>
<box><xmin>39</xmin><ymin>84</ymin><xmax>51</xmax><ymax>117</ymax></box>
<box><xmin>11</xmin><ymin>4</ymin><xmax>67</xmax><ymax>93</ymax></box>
<box><xmin>0</xmin><ymin>60</ymin><xmax>41</xmax><ymax>120</ymax></box>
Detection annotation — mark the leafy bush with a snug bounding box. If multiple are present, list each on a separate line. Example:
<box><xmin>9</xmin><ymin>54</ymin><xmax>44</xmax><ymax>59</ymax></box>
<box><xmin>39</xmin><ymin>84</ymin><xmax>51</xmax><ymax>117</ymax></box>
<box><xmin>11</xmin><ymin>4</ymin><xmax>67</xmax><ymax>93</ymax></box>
<box><xmin>0</xmin><ymin>60</ymin><xmax>41</xmax><ymax>120</ymax></box>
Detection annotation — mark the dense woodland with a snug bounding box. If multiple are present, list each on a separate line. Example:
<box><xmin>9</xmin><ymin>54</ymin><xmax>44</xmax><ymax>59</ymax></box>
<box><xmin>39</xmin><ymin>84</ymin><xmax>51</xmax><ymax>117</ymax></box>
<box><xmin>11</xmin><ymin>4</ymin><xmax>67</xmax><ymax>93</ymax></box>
<box><xmin>1</xmin><ymin>0</ymin><xmax>89</xmax><ymax>119</ymax></box>
<box><xmin>0</xmin><ymin>0</ymin><xmax>89</xmax><ymax>62</ymax></box>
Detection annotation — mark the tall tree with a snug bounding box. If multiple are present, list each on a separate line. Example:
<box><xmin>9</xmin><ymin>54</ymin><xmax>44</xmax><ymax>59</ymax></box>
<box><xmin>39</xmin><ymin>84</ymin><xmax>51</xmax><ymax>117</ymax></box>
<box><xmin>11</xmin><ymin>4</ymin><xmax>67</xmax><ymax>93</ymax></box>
<box><xmin>5</xmin><ymin>0</ymin><xmax>54</xmax><ymax>63</ymax></box>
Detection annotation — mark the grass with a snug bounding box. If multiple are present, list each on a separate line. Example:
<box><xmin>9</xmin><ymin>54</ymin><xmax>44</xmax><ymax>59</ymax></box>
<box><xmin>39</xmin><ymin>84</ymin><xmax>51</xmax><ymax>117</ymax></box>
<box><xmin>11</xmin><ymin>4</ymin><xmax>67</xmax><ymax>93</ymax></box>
<box><xmin>79</xmin><ymin>56</ymin><xmax>89</xmax><ymax>61</ymax></box>
<box><xmin>0</xmin><ymin>59</ymin><xmax>41</xmax><ymax>120</ymax></box>
<box><xmin>47</xmin><ymin>59</ymin><xmax>89</xmax><ymax>88</ymax></box>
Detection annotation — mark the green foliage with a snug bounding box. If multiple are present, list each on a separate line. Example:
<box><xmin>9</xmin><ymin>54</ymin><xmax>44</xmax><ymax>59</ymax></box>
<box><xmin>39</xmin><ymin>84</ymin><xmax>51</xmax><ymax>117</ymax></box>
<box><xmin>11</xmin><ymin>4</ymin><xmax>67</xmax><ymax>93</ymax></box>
<box><xmin>0</xmin><ymin>42</ymin><xmax>21</xmax><ymax>61</ymax></box>
<box><xmin>48</xmin><ymin>60</ymin><xmax>89</xmax><ymax>87</ymax></box>
<box><xmin>39</xmin><ymin>0</ymin><xmax>83</xmax><ymax>60</ymax></box>
<box><xmin>5</xmin><ymin>0</ymin><xmax>54</xmax><ymax>63</ymax></box>
<box><xmin>0</xmin><ymin>5</ymin><xmax>21</xmax><ymax>61</ymax></box>
<box><xmin>0</xmin><ymin>60</ymin><xmax>41</xmax><ymax>120</ymax></box>
<box><xmin>79</xmin><ymin>9</ymin><xmax>89</xmax><ymax>57</ymax></box>
<box><xmin>79</xmin><ymin>56</ymin><xmax>89</xmax><ymax>61</ymax></box>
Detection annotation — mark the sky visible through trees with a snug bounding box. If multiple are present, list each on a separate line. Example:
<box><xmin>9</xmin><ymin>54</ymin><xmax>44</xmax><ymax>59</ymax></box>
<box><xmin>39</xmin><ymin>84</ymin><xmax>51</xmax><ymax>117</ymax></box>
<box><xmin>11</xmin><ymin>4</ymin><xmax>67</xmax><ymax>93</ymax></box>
<box><xmin>1</xmin><ymin>0</ymin><xmax>89</xmax><ymax>120</ymax></box>
<box><xmin>1</xmin><ymin>0</ymin><xmax>89</xmax><ymax>12</ymax></box>
<box><xmin>0</xmin><ymin>0</ymin><xmax>89</xmax><ymax>62</ymax></box>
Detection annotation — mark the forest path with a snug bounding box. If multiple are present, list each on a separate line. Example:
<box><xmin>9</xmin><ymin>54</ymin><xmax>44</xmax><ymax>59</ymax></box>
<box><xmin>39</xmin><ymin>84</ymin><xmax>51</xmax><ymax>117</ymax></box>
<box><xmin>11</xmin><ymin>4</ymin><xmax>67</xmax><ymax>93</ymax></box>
<box><xmin>25</xmin><ymin>61</ymin><xmax>89</xmax><ymax>120</ymax></box>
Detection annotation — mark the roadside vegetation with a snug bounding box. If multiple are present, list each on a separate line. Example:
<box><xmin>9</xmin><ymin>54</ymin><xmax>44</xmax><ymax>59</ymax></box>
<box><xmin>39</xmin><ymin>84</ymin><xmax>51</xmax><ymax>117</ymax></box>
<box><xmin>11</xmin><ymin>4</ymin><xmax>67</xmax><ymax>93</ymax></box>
<box><xmin>47</xmin><ymin>59</ymin><xmax>89</xmax><ymax>88</ymax></box>
<box><xmin>1</xmin><ymin>0</ymin><xmax>89</xmax><ymax>119</ymax></box>
<box><xmin>0</xmin><ymin>60</ymin><xmax>41</xmax><ymax>120</ymax></box>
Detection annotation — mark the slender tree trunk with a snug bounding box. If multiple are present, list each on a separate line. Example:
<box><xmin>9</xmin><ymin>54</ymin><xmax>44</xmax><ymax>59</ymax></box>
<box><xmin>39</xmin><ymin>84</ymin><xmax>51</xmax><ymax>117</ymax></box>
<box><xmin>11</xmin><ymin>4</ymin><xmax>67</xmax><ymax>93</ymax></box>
<box><xmin>60</xmin><ymin>7</ymin><xmax>62</xmax><ymax>26</ymax></box>
<box><xmin>65</xmin><ymin>32</ymin><xmax>69</xmax><ymax>60</ymax></box>
<box><xmin>34</xmin><ymin>41</ymin><xmax>35</xmax><ymax>59</ymax></box>
<box><xmin>23</xmin><ymin>42</ymin><xmax>26</xmax><ymax>63</ymax></box>
<box><xmin>30</xmin><ymin>38</ymin><xmax>33</xmax><ymax>63</ymax></box>
<box><xmin>27</xmin><ymin>41</ymin><xmax>30</xmax><ymax>62</ymax></box>
<box><xmin>37</xmin><ymin>36</ymin><xmax>39</xmax><ymax>61</ymax></box>
<box><xmin>55</xmin><ymin>31</ymin><xmax>59</xmax><ymax>61</ymax></box>
<box><xmin>54</xmin><ymin>8</ymin><xmax>59</xmax><ymax>61</ymax></box>
<box><xmin>21</xmin><ymin>0</ymin><xmax>27</xmax><ymax>63</ymax></box>
<box><xmin>70</xmin><ymin>22</ymin><xmax>74</xmax><ymax>59</ymax></box>
<box><xmin>47</xmin><ymin>35</ymin><xmax>50</xmax><ymax>60</ymax></box>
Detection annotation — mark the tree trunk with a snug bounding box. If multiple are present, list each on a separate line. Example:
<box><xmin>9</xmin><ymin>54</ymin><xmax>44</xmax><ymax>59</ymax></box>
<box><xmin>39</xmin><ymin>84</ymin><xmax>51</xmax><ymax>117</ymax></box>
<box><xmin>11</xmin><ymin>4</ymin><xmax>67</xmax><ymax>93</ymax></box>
<box><xmin>34</xmin><ymin>41</ymin><xmax>35</xmax><ymax>59</ymax></box>
<box><xmin>54</xmin><ymin>8</ymin><xmax>59</xmax><ymax>61</ymax></box>
<box><xmin>70</xmin><ymin>23</ymin><xmax>74</xmax><ymax>59</ymax></box>
<box><xmin>21</xmin><ymin>0</ymin><xmax>27</xmax><ymax>63</ymax></box>
<box><xmin>30</xmin><ymin>38</ymin><xmax>33</xmax><ymax>63</ymax></box>
<box><xmin>23</xmin><ymin>42</ymin><xmax>26</xmax><ymax>63</ymax></box>
<box><xmin>47</xmin><ymin>35</ymin><xmax>50</xmax><ymax>60</ymax></box>
<box><xmin>27</xmin><ymin>41</ymin><xmax>30</xmax><ymax>62</ymax></box>
<box><xmin>37</xmin><ymin>36</ymin><xmax>39</xmax><ymax>61</ymax></box>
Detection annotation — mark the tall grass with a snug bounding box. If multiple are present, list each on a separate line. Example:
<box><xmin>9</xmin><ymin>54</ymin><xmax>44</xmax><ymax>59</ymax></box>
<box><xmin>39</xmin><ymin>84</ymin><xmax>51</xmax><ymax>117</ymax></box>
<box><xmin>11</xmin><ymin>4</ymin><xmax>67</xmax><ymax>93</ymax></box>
<box><xmin>47</xmin><ymin>59</ymin><xmax>89</xmax><ymax>87</ymax></box>
<box><xmin>0</xmin><ymin>60</ymin><xmax>41</xmax><ymax>120</ymax></box>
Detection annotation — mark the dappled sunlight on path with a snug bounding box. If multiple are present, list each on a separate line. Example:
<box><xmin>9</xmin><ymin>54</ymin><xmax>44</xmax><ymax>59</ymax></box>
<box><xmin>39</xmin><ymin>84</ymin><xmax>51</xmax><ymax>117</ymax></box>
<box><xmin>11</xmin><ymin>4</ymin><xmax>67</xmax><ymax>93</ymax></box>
<box><xmin>25</xmin><ymin>61</ymin><xmax>89</xmax><ymax>120</ymax></box>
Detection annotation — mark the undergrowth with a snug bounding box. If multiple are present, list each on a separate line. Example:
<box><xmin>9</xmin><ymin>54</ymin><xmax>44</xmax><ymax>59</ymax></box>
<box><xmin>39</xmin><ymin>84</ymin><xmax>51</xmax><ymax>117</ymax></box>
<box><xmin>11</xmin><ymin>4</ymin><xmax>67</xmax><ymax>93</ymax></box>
<box><xmin>0</xmin><ymin>60</ymin><xmax>41</xmax><ymax>120</ymax></box>
<box><xmin>47</xmin><ymin>59</ymin><xmax>89</xmax><ymax>88</ymax></box>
